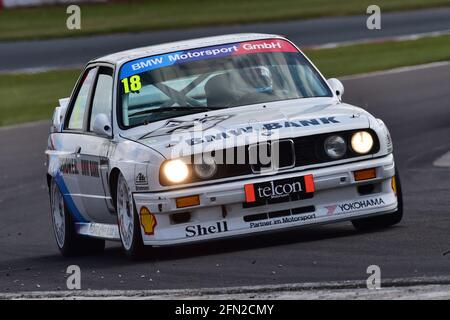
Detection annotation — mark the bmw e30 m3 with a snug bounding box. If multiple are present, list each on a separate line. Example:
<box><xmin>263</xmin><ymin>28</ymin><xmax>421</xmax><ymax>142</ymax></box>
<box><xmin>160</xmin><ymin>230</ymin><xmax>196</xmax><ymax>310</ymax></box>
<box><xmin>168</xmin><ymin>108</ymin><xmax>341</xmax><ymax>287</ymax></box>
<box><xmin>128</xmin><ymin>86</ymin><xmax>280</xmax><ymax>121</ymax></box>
<box><xmin>46</xmin><ymin>33</ymin><xmax>403</xmax><ymax>258</ymax></box>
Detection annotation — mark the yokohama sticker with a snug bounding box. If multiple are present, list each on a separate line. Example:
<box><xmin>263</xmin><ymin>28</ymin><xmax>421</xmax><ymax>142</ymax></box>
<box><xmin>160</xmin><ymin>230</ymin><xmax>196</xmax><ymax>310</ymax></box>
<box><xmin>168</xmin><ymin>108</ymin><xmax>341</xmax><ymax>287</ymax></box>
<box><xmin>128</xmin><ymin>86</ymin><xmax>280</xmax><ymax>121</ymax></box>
<box><xmin>326</xmin><ymin>197</ymin><xmax>386</xmax><ymax>215</ymax></box>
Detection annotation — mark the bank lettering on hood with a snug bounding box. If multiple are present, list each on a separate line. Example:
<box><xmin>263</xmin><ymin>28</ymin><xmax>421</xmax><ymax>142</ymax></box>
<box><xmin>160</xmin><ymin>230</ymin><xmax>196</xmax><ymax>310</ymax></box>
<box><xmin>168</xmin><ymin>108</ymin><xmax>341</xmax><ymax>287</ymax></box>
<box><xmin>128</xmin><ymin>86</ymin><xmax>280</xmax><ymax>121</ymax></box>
<box><xmin>120</xmin><ymin>39</ymin><xmax>298</xmax><ymax>79</ymax></box>
<box><xmin>187</xmin><ymin>117</ymin><xmax>340</xmax><ymax>145</ymax></box>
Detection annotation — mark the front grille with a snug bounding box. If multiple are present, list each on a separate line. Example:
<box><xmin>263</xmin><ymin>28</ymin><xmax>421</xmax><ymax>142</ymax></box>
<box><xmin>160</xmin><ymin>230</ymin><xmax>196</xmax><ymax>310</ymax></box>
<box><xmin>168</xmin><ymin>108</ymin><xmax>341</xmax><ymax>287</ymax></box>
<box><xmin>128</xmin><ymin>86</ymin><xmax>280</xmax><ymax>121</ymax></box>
<box><xmin>161</xmin><ymin>129</ymin><xmax>380</xmax><ymax>186</ymax></box>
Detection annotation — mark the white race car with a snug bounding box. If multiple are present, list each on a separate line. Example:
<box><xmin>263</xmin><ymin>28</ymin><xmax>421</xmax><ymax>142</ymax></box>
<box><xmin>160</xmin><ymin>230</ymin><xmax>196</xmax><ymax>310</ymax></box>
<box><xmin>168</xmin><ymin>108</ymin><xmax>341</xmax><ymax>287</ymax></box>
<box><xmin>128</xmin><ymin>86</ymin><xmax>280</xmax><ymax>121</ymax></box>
<box><xmin>46</xmin><ymin>33</ymin><xmax>403</xmax><ymax>258</ymax></box>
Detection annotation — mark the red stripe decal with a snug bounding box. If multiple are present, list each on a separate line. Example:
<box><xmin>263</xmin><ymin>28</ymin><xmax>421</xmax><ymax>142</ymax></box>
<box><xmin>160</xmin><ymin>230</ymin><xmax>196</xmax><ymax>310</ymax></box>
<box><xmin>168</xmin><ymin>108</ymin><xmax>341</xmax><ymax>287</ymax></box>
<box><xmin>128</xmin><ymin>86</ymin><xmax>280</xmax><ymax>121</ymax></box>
<box><xmin>244</xmin><ymin>184</ymin><xmax>256</xmax><ymax>202</ymax></box>
<box><xmin>304</xmin><ymin>175</ymin><xmax>315</xmax><ymax>193</ymax></box>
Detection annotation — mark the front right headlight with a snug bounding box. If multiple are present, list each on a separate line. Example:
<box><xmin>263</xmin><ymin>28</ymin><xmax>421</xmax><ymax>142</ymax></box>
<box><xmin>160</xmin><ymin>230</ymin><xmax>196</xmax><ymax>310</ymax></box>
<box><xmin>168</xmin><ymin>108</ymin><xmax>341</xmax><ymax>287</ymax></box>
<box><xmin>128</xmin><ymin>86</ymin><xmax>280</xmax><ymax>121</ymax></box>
<box><xmin>161</xmin><ymin>159</ymin><xmax>189</xmax><ymax>183</ymax></box>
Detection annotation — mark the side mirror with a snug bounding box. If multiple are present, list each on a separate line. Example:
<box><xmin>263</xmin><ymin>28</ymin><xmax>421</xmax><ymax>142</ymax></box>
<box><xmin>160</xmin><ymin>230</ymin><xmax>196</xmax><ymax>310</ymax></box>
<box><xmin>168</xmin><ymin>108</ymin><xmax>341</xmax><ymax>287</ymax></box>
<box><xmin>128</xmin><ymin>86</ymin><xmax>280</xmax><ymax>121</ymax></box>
<box><xmin>51</xmin><ymin>97</ymin><xmax>70</xmax><ymax>132</ymax></box>
<box><xmin>92</xmin><ymin>113</ymin><xmax>112</xmax><ymax>137</ymax></box>
<box><xmin>52</xmin><ymin>107</ymin><xmax>63</xmax><ymax>129</ymax></box>
<box><xmin>327</xmin><ymin>78</ymin><xmax>344</xmax><ymax>101</ymax></box>
<box><xmin>58</xmin><ymin>97</ymin><xmax>70</xmax><ymax>109</ymax></box>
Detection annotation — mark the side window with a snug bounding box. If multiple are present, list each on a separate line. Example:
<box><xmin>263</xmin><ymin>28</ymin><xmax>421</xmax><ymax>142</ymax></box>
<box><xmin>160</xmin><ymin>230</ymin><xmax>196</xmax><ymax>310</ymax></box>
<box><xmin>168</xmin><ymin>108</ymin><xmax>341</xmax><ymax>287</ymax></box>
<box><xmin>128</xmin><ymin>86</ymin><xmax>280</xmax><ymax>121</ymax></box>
<box><xmin>89</xmin><ymin>68</ymin><xmax>114</xmax><ymax>131</ymax></box>
<box><xmin>67</xmin><ymin>68</ymin><xmax>97</xmax><ymax>130</ymax></box>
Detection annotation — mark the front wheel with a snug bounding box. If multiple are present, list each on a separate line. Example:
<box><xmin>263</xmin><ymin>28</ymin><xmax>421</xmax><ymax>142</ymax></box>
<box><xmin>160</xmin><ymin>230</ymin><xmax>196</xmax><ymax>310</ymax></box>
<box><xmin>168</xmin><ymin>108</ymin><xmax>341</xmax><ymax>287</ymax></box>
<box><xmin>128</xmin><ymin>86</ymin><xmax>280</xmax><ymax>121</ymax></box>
<box><xmin>352</xmin><ymin>170</ymin><xmax>403</xmax><ymax>231</ymax></box>
<box><xmin>116</xmin><ymin>173</ymin><xmax>146</xmax><ymax>259</ymax></box>
<box><xmin>50</xmin><ymin>179</ymin><xmax>105</xmax><ymax>256</ymax></box>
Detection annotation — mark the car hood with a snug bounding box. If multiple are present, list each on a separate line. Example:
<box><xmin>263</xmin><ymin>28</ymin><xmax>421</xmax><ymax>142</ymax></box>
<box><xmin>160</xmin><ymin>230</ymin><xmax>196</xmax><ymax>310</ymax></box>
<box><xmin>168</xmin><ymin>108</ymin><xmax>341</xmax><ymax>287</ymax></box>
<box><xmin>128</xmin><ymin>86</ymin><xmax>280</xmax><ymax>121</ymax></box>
<box><xmin>122</xmin><ymin>98</ymin><xmax>372</xmax><ymax>159</ymax></box>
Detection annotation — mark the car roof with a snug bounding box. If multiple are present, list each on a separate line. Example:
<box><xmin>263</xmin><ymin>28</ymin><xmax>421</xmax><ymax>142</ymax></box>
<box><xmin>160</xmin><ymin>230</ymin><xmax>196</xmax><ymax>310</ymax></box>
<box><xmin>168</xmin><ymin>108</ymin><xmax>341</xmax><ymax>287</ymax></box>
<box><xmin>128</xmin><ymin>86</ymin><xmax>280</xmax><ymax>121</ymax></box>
<box><xmin>91</xmin><ymin>33</ymin><xmax>286</xmax><ymax>66</ymax></box>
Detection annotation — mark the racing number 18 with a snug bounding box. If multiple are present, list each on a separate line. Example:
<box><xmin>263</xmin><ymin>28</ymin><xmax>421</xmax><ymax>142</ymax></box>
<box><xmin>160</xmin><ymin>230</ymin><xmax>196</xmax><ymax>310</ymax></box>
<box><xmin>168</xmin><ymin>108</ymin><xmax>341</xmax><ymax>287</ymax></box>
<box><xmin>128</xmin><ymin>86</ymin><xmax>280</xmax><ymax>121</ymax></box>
<box><xmin>122</xmin><ymin>75</ymin><xmax>142</xmax><ymax>93</ymax></box>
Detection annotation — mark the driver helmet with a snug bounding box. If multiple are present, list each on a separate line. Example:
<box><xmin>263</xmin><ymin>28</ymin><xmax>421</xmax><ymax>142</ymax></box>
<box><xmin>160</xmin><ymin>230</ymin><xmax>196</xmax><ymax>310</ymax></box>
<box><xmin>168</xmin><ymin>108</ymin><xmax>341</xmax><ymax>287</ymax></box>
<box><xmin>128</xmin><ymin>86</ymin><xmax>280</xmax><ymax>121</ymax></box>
<box><xmin>240</xmin><ymin>66</ymin><xmax>273</xmax><ymax>94</ymax></box>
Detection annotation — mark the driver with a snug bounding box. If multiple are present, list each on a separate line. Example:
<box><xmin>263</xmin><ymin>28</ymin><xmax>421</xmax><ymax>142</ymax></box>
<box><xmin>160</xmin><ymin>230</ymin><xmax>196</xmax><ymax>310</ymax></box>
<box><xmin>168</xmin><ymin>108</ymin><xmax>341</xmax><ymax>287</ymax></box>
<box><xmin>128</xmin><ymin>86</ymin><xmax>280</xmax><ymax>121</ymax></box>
<box><xmin>238</xmin><ymin>66</ymin><xmax>274</xmax><ymax>94</ymax></box>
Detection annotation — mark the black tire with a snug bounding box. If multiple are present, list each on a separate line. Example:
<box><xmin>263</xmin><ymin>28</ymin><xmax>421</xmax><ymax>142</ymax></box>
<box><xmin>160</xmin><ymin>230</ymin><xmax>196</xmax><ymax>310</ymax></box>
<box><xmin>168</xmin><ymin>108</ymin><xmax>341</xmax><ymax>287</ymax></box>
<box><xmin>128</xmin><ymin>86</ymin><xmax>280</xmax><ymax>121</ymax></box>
<box><xmin>351</xmin><ymin>169</ymin><xmax>403</xmax><ymax>231</ymax></box>
<box><xmin>50</xmin><ymin>179</ymin><xmax>105</xmax><ymax>257</ymax></box>
<box><xmin>115</xmin><ymin>173</ymin><xmax>147</xmax><ymax>259</ymax></box>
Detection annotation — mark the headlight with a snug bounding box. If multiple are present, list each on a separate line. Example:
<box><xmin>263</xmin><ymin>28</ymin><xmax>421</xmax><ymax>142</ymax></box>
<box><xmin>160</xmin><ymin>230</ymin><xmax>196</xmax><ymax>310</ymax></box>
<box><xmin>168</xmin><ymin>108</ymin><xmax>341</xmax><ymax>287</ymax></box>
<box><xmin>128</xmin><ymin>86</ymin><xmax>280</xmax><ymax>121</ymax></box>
<box><xmin>162</xmin><ymin>159</ymin><xmax>189</xmax><ymax>183</ymax></box>
<box><xmin>324</xmin><ymin>135</ymin><xmax>347</xmax><ymax>159</ymax></box>
<box><xmin>193</xmin><ymin>154</ymin><xmax>217</xmax><ymax>179</ymax></box>
<box><xmin>351</xmin><ymin>131</ymin><xmax>374</xmax><ymax>154</ymax></box>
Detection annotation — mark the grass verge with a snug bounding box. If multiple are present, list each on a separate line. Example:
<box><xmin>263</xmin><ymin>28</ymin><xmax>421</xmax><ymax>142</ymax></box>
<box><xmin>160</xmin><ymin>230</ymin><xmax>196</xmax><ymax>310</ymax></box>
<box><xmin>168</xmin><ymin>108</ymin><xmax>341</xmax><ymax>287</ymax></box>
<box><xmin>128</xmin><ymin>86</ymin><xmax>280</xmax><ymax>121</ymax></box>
<box><xmin>0</xmin><ymin>0</ymin><xmax>449</xmax><ymax>41</ymax></box>
<box><xmin>0</xmin><ymin>69</ymin><xmax>80</xmax><ymax>126</ymax></box>
<box><xmin>1</xmin><ymin>34</ymin><xmax>450</xmax><ymax>127</ymax></box>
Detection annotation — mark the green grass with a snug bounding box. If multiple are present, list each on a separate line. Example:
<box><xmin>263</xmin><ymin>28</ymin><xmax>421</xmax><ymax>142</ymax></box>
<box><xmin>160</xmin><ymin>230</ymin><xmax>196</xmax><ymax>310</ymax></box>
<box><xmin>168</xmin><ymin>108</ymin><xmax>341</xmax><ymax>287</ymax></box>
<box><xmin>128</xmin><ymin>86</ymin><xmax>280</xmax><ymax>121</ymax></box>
<box><xmin>0</xmin><ymin>0</ymin><xmax>449</xmax><ymax>41</ymax></box>
<box><xmin>1</xmin><ymin>34</ymin><xmax>450</xmax><ymax>127</ymax></box>
<box><xmin>0</xmin><ymin>69</ymin><xmax>80</xmax><ymax>126</ymax></box>
<box><xmin>305</xmin><ymin>34</ymin><xmax>450</xmax><ymax>77</ymax></box>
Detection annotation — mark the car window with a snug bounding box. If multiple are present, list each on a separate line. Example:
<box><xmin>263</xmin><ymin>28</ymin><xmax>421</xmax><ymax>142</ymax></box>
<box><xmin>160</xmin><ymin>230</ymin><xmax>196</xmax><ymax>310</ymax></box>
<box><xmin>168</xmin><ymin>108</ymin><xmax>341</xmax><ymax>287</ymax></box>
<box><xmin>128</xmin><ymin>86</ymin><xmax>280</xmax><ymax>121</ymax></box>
<box><xmin>89</xmin><ymin>68</ymin><xmax>114</xmax><ymax>131</ymax></box>
<box><xmin>67</xmin><ymin>68</ymin><xmax>97</xmax><ymax>130</ymax></box>
<box><xmin>118</xmin><ymin>39</ymin><xmax>332</xmax><ymax>129</ymax></box>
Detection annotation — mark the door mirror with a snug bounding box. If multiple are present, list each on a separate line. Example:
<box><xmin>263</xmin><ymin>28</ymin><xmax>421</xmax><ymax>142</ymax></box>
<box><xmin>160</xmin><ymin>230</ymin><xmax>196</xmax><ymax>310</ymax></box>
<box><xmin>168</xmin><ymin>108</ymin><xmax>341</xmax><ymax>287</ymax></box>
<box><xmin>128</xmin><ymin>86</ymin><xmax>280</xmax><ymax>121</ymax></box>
<box><xmin>327</xmin><ymin>78</ymin><xmax>344</xmax><ymax>100</ymax></box>
<box><xmin>51</xmin><ymin>97</ymin><xmax>70</xmax><ymax>131</ymax></box>
<box><xmin>51</xmin><ymin>107</ymin><xmax>63</xmax><ymax>131</ymax></box>
<box><xmin>92</xmin><ymin>113</ymin><xmax>112</xmax><ymax>137</ymax></box>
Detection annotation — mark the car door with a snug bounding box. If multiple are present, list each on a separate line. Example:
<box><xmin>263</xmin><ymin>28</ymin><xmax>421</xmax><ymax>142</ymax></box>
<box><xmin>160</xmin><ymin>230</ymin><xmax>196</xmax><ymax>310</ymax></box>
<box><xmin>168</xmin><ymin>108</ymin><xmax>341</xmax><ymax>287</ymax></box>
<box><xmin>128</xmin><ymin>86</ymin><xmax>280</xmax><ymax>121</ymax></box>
<box><xmin>76</xmin><ymin>66</ymin><xmax>117</xmax><ymax>224</ymax></box>
<box><xmin>57</xmin><ymin>67</ymin><xmax>98</xmax><ymax>223</ymax></box>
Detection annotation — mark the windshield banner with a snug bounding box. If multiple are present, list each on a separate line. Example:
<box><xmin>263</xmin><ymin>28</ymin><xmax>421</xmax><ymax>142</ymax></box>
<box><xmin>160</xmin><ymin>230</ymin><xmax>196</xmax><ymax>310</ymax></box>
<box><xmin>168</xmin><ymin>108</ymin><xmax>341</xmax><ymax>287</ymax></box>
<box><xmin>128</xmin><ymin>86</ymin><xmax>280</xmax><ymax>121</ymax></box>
<box><xmin>120</xmin><ymin>39</ymin><xmax>298</xmax><ymax>79</ymax></box>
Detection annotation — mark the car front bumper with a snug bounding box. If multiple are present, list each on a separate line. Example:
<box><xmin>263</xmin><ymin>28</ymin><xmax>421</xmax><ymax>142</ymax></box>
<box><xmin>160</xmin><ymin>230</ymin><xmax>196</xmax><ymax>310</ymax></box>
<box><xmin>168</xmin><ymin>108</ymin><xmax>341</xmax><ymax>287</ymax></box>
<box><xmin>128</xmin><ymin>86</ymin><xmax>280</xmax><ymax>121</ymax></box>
<box><xmin>134</xmin><ymin>154</ymin><xmax>398</xmax><ymax>246</ymax></box>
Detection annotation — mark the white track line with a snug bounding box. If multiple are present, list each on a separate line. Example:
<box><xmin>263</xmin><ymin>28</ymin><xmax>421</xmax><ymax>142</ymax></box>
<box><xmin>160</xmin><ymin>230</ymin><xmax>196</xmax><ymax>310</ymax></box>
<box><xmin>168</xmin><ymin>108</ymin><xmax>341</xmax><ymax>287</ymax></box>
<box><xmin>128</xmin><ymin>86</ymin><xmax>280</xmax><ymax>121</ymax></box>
<box><xmin>0</xmin><ymin>64</ymin><xmax>83</xmax><ymax>75</ymax></box>
<box><xmin>0</xmin><ymin>120</ymin><xmax>50</xmax><ymax>132</ymax></box>
<box><xmin>1</xmin><ymin>276</ymin><xmax>449</xmax><ymax>300</ymax></box>
<box><xmin>433</xmin><ymin>151</ymin><xmax>450</xmax><ymax>168</ymax></box>
<box><xmin>306</xmin><ymin>29</ymin><xmax>450</xmax><ymax>50</ymax></box>
<box><xmin>340</xmin><ymin>61</ymin><xmax>450</xmax><ymax>80</ymax></box>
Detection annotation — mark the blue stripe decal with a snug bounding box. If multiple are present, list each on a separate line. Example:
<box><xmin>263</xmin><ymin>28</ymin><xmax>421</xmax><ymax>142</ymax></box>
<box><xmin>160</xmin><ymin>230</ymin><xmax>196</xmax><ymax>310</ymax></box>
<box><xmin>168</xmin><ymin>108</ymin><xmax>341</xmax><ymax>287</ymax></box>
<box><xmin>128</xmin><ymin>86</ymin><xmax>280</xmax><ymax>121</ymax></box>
<box><xmin>119</xmin><ymin>40</ymin><xmax>299</xmax><ymax>80</ymax></box>
<box><xmin>54</xmin><ymin>172</ymin><xmax>88</xmax><ymax>223</ymax></box>
<box><xmin>119</xmin><ymin>43</ymin><xmax>239</xmax><ymax>79</ymax></box>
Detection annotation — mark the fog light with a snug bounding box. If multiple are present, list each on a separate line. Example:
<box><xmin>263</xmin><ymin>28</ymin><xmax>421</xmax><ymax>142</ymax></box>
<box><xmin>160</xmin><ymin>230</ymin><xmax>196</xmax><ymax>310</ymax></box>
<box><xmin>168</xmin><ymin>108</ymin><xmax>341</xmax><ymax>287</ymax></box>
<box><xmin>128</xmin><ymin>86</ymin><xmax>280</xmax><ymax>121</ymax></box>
<box><xmin>354</xmin><ymin>168</ymin><xmax>376</xmax><ymax>181</ymax></box>
<box><xmin>176</xmin><ymin>195</ymin><xmax>200</xmax><ymax>208</ymax></box>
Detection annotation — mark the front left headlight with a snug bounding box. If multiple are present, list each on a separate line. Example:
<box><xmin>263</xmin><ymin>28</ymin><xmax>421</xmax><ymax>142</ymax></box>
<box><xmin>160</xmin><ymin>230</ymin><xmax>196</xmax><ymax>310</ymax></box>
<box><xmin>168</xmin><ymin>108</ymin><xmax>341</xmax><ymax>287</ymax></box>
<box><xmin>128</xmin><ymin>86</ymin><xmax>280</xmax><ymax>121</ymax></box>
<box><xmin>351</xmin><ymin>131</ymin><xmax>374</xmax><ymax>154</ymax></box>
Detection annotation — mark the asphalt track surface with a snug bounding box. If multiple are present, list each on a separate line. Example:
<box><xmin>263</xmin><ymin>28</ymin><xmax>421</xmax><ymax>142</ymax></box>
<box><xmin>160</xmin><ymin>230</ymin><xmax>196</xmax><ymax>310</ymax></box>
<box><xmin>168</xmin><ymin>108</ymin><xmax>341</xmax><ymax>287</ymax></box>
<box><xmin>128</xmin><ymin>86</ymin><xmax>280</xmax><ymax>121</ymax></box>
<box><xmin>1</xmin><ymin>7</ymin><xmax>450</xmax><ymax>72</ymax></box>
<box><xmin>0</xmin><ymin>62</ymin><xmax>449</xmax><ymax>293</ymax></box>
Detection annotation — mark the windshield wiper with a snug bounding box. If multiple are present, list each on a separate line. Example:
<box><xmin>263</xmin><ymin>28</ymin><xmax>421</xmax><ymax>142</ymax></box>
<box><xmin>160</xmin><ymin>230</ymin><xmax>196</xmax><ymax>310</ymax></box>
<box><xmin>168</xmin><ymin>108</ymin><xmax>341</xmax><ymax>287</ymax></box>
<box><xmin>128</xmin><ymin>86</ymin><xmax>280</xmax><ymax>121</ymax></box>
<box><xmin>129</xmin><ymin>106</ymin><xmax>221</xmax><ymax>118</ymax></box>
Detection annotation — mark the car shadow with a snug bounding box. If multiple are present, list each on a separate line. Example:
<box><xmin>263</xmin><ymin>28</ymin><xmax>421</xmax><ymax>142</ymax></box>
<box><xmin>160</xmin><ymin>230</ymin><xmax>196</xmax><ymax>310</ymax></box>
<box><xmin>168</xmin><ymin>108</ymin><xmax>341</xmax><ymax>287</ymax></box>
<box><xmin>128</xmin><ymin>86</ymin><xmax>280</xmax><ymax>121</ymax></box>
<box><xmin>130</xmin><ymin>223</ymin><xmax>403</xmax><ymax>263</ymax></box>
<box><xmin>0</xmin><ymin>223</ymin><xmax>403</xmax><ymax>272</ymax></box>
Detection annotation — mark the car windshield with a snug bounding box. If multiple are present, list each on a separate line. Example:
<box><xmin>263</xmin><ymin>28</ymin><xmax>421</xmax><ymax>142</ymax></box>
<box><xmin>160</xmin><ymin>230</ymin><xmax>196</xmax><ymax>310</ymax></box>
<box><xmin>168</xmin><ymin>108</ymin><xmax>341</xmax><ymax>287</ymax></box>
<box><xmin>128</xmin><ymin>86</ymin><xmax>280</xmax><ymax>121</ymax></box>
<box><xmin>118</xmin><ymin>39</ymin><xmax>332</xmax><ymax>128</ymax></box>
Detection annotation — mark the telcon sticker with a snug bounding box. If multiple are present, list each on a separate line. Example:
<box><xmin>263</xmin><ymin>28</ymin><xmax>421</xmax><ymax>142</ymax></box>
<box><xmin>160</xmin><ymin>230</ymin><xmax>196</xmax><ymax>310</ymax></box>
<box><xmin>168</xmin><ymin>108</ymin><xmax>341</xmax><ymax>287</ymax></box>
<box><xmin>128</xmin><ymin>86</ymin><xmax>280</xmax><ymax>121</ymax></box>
<box><xmin>120</xmin><ymin>39</ymin><xmax>298</xmax><ymax>79</ymax></box>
